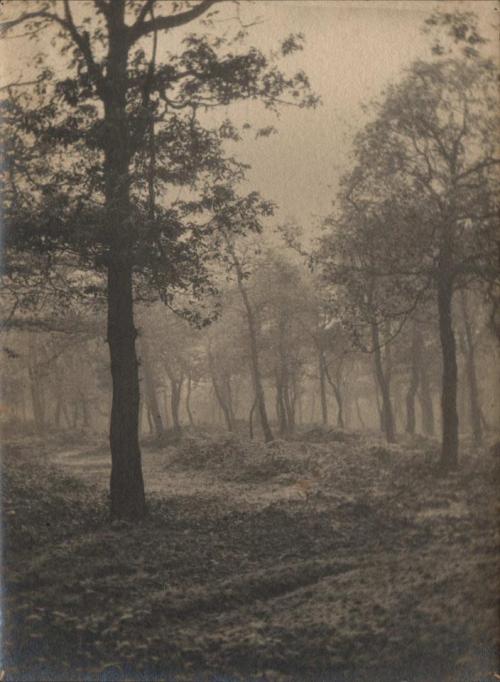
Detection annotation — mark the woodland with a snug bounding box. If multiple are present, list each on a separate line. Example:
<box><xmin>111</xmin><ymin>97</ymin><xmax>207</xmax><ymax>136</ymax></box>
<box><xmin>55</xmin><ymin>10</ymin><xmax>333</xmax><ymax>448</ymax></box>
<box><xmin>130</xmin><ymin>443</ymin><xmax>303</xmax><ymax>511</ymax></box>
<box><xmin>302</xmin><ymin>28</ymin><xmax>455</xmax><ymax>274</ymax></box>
<box><xmin>0</xmin><ymin>1</ymin><xmax>499</xmax><ymax>680</ymax></box>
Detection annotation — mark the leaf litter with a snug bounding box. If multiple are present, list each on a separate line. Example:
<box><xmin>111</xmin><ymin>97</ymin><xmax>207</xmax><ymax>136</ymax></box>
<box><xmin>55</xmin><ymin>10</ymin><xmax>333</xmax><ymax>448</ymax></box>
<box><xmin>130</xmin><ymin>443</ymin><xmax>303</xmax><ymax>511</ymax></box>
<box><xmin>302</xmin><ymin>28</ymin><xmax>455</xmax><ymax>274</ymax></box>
<box><xmin>2</xmin><ymin>427</ymin><xmax>499</xmax><ymax>680</ymax></box>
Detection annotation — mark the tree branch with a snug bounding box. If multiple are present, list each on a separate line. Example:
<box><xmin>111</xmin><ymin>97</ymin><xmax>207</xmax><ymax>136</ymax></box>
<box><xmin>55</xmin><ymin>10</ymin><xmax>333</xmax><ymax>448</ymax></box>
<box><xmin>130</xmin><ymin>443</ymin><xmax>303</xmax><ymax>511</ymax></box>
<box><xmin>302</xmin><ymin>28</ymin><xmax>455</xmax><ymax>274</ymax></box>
<box><xmin>0</xmin><ymin>3</ymin><xmax>104</xmax><ymax>95</ymax></box>
<box><xmin>62</xmin><ymin>0</ymin><xmax>103</xmax><ymax>92</ymax></box>
<box><xmin>129</xmin><ymin>0</ymin><xmax>219</xmax><ymax>44</ymax></box>
<box><xmin>131</xmin><ymin>0</ymin><xmax>156</xmax><ymax>33</ymax></box>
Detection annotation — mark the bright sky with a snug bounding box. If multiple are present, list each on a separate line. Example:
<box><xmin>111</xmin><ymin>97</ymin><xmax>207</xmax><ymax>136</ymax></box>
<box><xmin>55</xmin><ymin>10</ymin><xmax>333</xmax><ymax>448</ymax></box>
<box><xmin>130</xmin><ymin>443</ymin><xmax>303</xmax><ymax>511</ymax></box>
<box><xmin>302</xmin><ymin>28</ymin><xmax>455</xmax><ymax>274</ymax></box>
<box><xmin>1</xmin><ymin>0</ymin><xmax>498</xmax><ymax>227</ymax></box>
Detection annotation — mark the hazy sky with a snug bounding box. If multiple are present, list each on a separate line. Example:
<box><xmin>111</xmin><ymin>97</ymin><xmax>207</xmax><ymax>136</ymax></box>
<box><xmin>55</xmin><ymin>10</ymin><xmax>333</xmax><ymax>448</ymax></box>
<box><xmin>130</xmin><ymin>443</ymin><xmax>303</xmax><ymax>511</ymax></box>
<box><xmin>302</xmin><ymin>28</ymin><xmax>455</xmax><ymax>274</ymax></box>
<box><xmin>1</xmin><ymin>0</ymin><xmax>498</xmax><ymax>226</ymax></box>
<box><xmin>219</xmin><ymin>0</ymin><xmax>498</xmax><ymax>225</ymax></box>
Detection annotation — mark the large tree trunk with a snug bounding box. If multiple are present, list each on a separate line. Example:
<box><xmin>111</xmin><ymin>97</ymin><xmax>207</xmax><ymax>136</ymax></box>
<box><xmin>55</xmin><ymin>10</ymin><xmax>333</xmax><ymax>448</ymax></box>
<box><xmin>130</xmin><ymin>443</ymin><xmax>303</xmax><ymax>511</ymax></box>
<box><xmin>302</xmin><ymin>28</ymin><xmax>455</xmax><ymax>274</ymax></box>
<box><xmin>437</xmin><ymin>275</ymin><xmax>459</xmax><ymax>470</ymax></box>
<box><xmin>105</xmin><ymin>11</ymin><xmax>145</xmax><ymax>520</ymax></box>
<box><xmin>371</xmin><ymin>323</ymin><xmax>396</xmax><ymax>443</ymax></box>
<box><xmin>459</xmin><ymin>290</ymin><xmax>483</xmax><ymax>445</ymax></box>
<box><xmin>405</xmin><ymin>324</ymin><xmax>421</xmax><ymax>435</ymax></box>
<box><xmin>108</xmin><ymin>262</ymin><xmax>146</xmax><ymax>520</ymax></box>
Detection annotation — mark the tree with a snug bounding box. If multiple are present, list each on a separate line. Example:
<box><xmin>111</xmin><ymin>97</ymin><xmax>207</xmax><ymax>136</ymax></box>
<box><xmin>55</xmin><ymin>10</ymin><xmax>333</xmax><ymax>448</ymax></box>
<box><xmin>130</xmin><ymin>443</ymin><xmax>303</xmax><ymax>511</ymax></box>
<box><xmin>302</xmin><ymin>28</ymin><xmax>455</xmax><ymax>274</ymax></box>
<box><xmin>321</xmin><ymin>15</ymin><xmax>499</xmax><ymax>465</ymax></box>
<box><xmin>1</xmin><ymin>1</ymin><xmax>315</xmax><ymax>517</ymax></box>
<box><xmin>219</xmin><ymin>230</ymin><xmax>274</xmax><ymax>443</ymax></box>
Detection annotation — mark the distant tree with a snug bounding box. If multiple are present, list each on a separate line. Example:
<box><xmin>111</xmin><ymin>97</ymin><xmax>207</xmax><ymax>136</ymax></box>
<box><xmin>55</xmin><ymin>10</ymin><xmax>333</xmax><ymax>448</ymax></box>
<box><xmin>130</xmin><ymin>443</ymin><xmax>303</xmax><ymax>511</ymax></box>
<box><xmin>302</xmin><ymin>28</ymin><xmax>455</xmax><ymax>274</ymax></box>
<box><xmin>218</xmin><ymin>228</ymin><xmax>274</xmax><ymax>443</ymax></box>
<box><xmin>252</xmin><ymin>253</ymin><xmax>311</xmax><ymax>436</ymax></box>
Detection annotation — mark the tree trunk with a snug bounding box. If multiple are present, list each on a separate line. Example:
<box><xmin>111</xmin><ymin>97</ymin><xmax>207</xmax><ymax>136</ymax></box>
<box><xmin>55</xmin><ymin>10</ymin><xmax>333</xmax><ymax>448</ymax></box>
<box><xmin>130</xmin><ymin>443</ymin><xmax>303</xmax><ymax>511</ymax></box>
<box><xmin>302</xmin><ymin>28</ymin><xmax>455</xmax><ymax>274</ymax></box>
<box><xmin>147</xmin><ymin>405</ymin><xmax>154</xmax><ymax>435</ymax></box>
<box><xmin>371</xmin><ymin>323</ymin><xmax>395</xmax><ymax>443</ymax></box>
<box><xmin>310</xmin><ymin>389</ymin><xmax>316</xmax><ymax>423</ymax></box>
<box><xmin>283</xmin><ymin>382</ymin><xmax>295</xmax><ymax>434</ymax></box>
<box><xmin>324</xmin><ymin>362</ymin><xmax>344</xmax><ymax>429</ymax></box>
<box><xmin>249</xmin><ymin>397</ymin><xmax>257</xmax><ymax>440</ymax></box>
<box><xmin>208</xmin><ymin>348</ymin><xmax>234</xmax><ymax>431</ymax></box>
<box><xmin>185</xmin><ymin>375</ymin><xmax>195</xmax><ymax>427</ymax></box>
<box><xmin>418</xmin><ymin>360</ymin><xmax>435</xmax><ymax>436</ymax></box>
<box><xmin>355</xmin><ymin>396</ymin><xmax>366</xmax><ymax>429</ymax></box>
<box><xmin>459</xmin><ymin>290</ymin><xmax>483</xmax><ymax>445</ymax></box>
<box><xmin>332</xmin><ymin>383</ymin><xmax>344</xmax><ymax>429</ymax></box>
<box><xmin>104</xmin><ymin>7</ymin><xmax>146</xmax><ymax>520</ymax></box>
<box><xmin>405</xmin><ymin>324</ymin><xmax>421</xmax><ymax>435</ymax></box>
<box><xmin>275</xmin><ymin>376</ymin><xmax>288</xmax><ymax>435</ymax></box>
<box><xmin>437</xmin><ymin>276</ymin><xmax>459</xmax><ymax>470</ymax></box>
<box><xmin>28</xmin><ymin>352</ymin><xmax>44</xmax><ymax>434</ymax></box>
<box><xmin>318</xmin><ymin>349</ymin><xmax>328</xmax><ymax>426</ymax></box>
<box><xmin>169</xmin><ymin>376</ymin><xmax>184</xmax><ymax>434</ymax></box>
<box><xmin>139</xmin><ymin>336</ymin><xmax>165</xmax><ymax>438</ymax></box>
<box><xmin>108</xmin><ymin>261</ymin><xmax>146</xmax><ymax>519</ymax></box>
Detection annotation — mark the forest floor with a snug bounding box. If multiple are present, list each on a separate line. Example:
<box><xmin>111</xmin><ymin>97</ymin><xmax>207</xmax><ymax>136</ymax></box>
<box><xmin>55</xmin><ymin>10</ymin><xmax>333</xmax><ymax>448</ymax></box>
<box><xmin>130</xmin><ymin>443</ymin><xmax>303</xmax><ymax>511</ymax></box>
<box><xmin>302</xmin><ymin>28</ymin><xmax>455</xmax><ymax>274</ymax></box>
<box><xmin>3</xmin><ymin>426</ymin><xmax>500</xmax><ymax>681</ymax></box>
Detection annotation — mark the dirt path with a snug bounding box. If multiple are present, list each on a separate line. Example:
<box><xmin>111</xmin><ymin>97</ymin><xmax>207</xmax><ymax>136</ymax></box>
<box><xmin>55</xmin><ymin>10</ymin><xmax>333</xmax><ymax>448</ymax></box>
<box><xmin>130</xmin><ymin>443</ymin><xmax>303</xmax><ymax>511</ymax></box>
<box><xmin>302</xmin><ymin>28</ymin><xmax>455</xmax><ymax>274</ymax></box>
<box><xmin>46</xmin><ymin>444</ymin><xmax>333</xmax><ymax>512</ymax></box>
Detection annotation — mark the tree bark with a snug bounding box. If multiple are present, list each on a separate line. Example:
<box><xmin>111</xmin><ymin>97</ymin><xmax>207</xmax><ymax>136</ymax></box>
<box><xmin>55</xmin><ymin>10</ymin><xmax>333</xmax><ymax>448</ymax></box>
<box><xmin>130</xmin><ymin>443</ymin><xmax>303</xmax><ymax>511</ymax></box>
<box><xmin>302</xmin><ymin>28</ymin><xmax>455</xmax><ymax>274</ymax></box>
<box><xmin>105</xmin><ymin>8</ymin><xmax>145</xmax><ymax>519</ymax></box>
<box><xmin>108</xmin><ymin>261</ymin><xmax>146</xmax><ymax>519</ymax></box>
<box><xmin>371</xmin><ymin>323</ymin><xmax>396</xmax><ymax>443</ymax></box>
<box><xmin>437</xmin><ymin>275</ymin><xmax>459</xmax><ymax>470</ymax></box>
<box><xmin>459</xmin><ymin>290</ymin><xmax>483</xmax><ymax>445</ymax></box>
